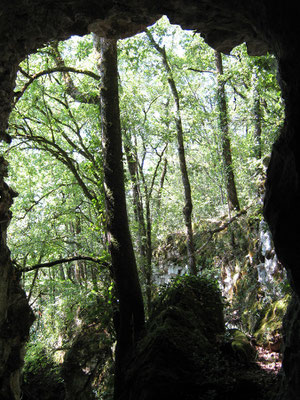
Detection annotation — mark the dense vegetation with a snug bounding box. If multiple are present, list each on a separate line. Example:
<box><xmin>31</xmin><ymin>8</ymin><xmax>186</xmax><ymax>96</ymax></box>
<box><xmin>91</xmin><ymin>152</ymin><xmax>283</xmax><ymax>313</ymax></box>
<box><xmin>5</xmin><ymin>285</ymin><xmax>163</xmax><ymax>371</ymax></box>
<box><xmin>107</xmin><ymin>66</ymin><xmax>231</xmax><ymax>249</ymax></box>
<box><xmin>0</xmin><ymin>16</ymin><xmax>288</xmax><ymax>399</ymax></box>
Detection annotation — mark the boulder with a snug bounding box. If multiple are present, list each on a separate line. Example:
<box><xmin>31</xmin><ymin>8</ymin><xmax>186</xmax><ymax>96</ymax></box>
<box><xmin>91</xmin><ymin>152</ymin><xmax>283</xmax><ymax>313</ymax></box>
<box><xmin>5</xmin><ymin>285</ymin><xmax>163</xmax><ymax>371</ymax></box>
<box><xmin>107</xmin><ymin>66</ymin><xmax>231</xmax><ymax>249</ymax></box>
<box><xmin>124</xmin><ymin>276</ymin><xmax>273</xmax><ymax>400</ymax></box>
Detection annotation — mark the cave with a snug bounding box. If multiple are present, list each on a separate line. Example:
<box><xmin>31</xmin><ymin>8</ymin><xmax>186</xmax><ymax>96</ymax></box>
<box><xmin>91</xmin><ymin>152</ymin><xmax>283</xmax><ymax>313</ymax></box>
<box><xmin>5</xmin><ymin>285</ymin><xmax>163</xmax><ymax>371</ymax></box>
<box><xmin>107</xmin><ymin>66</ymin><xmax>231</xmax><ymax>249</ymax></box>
<box><xmin>0</xmin><ymin>1</ymin><xmax>300</xmax><ymax>399</ymax></box>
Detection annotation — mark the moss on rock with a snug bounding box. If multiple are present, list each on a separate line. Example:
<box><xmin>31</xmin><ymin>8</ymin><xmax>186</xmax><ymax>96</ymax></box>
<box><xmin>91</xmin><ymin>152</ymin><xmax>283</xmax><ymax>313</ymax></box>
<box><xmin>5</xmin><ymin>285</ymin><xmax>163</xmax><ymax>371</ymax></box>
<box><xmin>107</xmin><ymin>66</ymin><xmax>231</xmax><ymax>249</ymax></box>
<box><xmin>124</xmin><ymin>276</ymin><xmax>225</xmax><ymax>400</ymax></box>
<box><xmin>254</xmin><ymin>294</ymin><xmax>291</xmax><ymax>348</ymax></box>
<box><xmin>123</xmin><ymin>275</ymin><xmax>276</xmax><ymax>400</ymax></box>
<box><xmin>229</xmin><ymin>329</ymin><xmax>256</xmax><ymax>364</ymax></box>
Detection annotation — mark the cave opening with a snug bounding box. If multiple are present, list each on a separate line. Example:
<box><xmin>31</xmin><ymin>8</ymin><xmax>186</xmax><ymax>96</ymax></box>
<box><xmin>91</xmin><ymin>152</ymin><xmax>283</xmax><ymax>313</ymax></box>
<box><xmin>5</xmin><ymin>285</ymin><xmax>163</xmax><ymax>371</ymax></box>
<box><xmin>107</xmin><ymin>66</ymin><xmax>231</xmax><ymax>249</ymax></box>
<box><xmin>1</xmin><ymin>15</ymin><xmax>289</xmax><ymax>399</ymax></box>
<box><xmin>1</xmin><ymin>3</ymin><xmax>300</xmax><ymax>400</ymax></box>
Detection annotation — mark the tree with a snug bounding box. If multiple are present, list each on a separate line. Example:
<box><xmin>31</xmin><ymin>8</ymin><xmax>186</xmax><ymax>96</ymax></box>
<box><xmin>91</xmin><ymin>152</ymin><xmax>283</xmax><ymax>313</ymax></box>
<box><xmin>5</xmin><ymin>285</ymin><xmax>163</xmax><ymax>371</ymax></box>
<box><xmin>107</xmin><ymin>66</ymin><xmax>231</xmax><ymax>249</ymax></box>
<box><xmin>214</xmin><ymin>50</ymin><xmax>240</xmax><ymax>214</ymax></box>
<box><xmin>222</xmin><ymin>45</ymin><xmax>284</xmax><ymax>205</ymax></box>
<box><xmin>94</xmin><ymin>36</ymin><xmax>145</xmax><ymax>399</ymax></box>
<box><xmin>146</xmin><ymin>28</ymin><xmax>197</xmax><ymax>275</ymax></box>
<box><xmin>5</xmin><ymin>33</ymin><xmax>146</xmax><ymax>399</ymax></box>
<box><xmin>252</xmin><ymin>69</ymin><xmax>262</xmax><ymax>161</ymax></box>
<box><xmin>124</xmin><ymin>130</ymin><xmax>167</xmax><ymax>313</ymax></box>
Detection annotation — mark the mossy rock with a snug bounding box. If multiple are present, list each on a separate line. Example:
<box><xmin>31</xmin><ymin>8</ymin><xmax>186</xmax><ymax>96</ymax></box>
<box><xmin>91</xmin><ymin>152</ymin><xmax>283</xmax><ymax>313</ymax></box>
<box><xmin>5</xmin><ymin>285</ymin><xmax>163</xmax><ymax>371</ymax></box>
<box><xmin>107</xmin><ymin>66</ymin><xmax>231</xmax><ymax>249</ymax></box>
<box><xmin>152</xmin><ymin>275</ymin><xmax>225</xmax><ymax>337</ymax></box>
<box><xmin>125</xmin><ymin>276</ymin><xmax>277</xmax><ymax>400</ymax></box>
<box><xmin>254</xmin><ymin>294</ymin><xmax>291</xmax><ymax>347</ymax></box>
<box><xmin>124</xmin><ymin>275</ymin><xmax>282</xmax><ymax>400</ymax></box>
<box><xmin>22</xmin><ymin>347</ymin><xmax>64</xmax><ymax>400</ymax></box>
<box><xmin>62</xmin><ymin>323</ymin><xmax>112</xmax><ymax>400</ymax></box>
<box><xmin>240</xmin><ymin>289</ymin><xmax>266</xmax><ymax>334</ymax></box>
<box><xmin>125</xmin><ymin>276</ymin><xmax>225</xmax><ymax>400</ymax></box>
<box><xmin>228</xmin><ymin>329</ymin><xmax>256</xmax><ymax>364</ymax></box>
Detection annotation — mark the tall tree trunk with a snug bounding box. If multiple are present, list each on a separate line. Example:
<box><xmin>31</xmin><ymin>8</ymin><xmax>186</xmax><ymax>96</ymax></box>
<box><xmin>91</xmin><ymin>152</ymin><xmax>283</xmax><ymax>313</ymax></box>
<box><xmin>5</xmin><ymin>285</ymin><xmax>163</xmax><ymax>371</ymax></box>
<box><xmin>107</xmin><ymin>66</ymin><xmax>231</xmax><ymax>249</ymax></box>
<box><xmin>144</xmin><ymin>195</ymin><xmax>152</xmax><ymax>313</ymax></box>
<box><xmin>124</xmin><ymin>139</ymin><xmax>153</xmax><ymax>314</ymax></box>
<box><xmin>124</xmin><ymin>133</ymin><xmax>167</xmax><ymax>314</ymax></box>
<box><xmin>146</xmin><ymin>30</ymin><xmax>197</xmax><ymax>275</ymax></box>
<box><xmin>124</xmin><ymin>139</ymin><xmax>147</xmax><ymax>261</ymax></box>
<box><xmin>214</xmin><ymin>50</ymin><xmax>240</xmax><ymax>214</ymax></box>
<box><xmin>93</xmin><ymin>36</ymin><xmax>145</xmax><ymax>400</ymax></box>
<box><xmin>157</xmin><ymin>157</ymin><xmax>168</xmax><ymax>210</ymax></box>
<box><xmin>252</xmin><ymin>71</ymin><xmax>262</xmax><ymax>160</ymax></box>
<box><xmin>0</xmin><ymin>157</ymin><xmax>35</xmax><ymax>400</ymax></box>
<box><xmin>70</xmin><ymin>216</ymin><xmax>85</xmax><ymax>284</ymax></box>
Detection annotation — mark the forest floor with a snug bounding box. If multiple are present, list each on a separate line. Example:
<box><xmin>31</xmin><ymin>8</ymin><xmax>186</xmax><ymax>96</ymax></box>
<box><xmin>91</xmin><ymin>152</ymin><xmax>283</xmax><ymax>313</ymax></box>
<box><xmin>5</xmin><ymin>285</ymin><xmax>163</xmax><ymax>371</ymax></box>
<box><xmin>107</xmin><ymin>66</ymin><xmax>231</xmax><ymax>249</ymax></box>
<box><xmin>222</xmin><ymin>343</ymin><xmax>282</xmax><ymax>399</ymax></box>
<box><xmin>255</xmin><ymin>345</ymin><xmax>282</xmax><ymax>375</ymax></box>
<box><xmin>248</xmin><ymin>344</ymin><xmax>282</xmax><ymax>399</ymax></box>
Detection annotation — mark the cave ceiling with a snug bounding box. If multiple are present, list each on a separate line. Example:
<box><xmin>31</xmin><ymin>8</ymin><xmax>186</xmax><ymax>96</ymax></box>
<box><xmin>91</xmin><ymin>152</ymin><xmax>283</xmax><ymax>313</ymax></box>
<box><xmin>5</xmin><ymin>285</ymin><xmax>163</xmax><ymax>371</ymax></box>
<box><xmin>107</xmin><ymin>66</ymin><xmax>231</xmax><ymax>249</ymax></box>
<box><xmin>0</xmin><ymin>0</ymin><xmax>272</xmax><ymax>59</ymax></box>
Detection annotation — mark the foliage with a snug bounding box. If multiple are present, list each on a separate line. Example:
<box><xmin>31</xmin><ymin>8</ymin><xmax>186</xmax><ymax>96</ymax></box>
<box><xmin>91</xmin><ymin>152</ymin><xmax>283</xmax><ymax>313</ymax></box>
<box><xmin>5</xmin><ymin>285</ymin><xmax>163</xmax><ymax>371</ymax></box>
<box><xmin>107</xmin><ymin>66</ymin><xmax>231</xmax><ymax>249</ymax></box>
<box><xmin>22</xmin><ymin>342</ymin><xmax>64</xmax><ymax>400</ymax></box>
<box><xmin>254</xmin><ymin>294</ymin><xmax>291</xmax><ymax>346</ymax></box>
<box><xmin>151</xmin><ymin>274</ymin><xmax>224</xmax><ymax>336</ymax></box>
<box><xmin>23</xmin><ymin>342</ymin><xmax>62</xmax><ymax>383</ymax></box>
<box><xmin>156</xmin><ymin>273</ymin><xmax>221</xmax><ymax>300</ymax></box>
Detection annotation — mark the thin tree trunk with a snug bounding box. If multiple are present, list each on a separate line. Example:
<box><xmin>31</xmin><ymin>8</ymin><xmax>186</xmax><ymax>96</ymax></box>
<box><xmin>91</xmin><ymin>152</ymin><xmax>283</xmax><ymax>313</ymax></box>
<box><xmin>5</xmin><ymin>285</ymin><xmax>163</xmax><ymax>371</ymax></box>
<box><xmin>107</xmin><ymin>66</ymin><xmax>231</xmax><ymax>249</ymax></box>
<box><xmin>124</xmin><ymin>139</ymin><xmax>147</xmax><ymax>260</ymax></box>
<box><xmin>94</xmin><ymin>36</ymin><xmax>145</xmax><ymax>400</ymax></box>
<box><xmin>125</xmin><ymin>136</ymin><xmax>163</xmax><ymax>314</ymax></box>
<box><xmin>157</xmin><ymin>157</ymin><xmax>167</xmax><ymax>210</ymax></box>
<box><xmin>144</xmin><ymin>197</ymin><xmax>152</xmax><ymax>312</ymax></box>
<box><xmin>124</xmin><ymin>139</ymin><xmax>154</xmax><ymax>314</ymax></box>
<box><xmin>252</xmin><ymin>72</ymin><xmax>262</xmax><ymax>160</ymax></box>
<box><xmin>214</xmin><ymin>50</ymin><xmax>240</xmax><ymax>214</ymax></box>
<box><xmin>146</xmin><ymin>29</ymin><xmax>197</xmax><ymax>275</ymax></box>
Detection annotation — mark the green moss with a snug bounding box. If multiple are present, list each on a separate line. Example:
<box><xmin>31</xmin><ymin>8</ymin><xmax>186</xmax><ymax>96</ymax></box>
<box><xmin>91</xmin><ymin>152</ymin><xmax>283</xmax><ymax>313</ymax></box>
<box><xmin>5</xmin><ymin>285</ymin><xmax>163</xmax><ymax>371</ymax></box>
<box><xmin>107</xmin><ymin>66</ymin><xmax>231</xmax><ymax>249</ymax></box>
<box><xmin>124</xmin><ymin>275</ymin><xmax>226</xmax><ymax>399</ymax></box>
<box><xmin>23</xmin><ymin>343</ymin><xmax>64</xmax><ymax>399</ymax></box>
<box><xmin>240</xmin><ymin>292</ymin><xmax>266</xmax><ymax>333</ymax></box>
<box><xmin>153</xmin><ymin>275</ymin><xmax>225</xmax><ymax>338</ymax></box>
<box><xmin>124</xmin><ymin>275</ymin><xmax>281</xmax><ymax>400</ymax></box>
<box><xmin>254</xmin><ymin>294</ymin><xmax>291</xmax><ymax>345</ymax></box>
<box><xmin>229</xmin><ymin>329</ymin><xmax>256</xmax><ymax>364</ymax></box>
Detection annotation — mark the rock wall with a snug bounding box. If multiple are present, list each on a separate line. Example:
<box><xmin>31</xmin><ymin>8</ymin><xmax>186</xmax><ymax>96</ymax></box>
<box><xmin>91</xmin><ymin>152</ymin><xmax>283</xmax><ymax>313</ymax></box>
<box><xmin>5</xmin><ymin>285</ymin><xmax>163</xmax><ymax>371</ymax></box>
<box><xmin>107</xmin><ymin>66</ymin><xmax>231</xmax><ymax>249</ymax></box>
<box><xmin>278</xmin><ymin>295</ymin><xmax>300</xmax><ymax>400</ymax></box>
<box><xmin>124</xmin><ymin>276</ymin><xmax>226</xmax><ymax>400</ymax></box>
<box><xmin>0</xmin><ymin>158</ymin><xmax>35</xmax><ymax>398</ymax></box>
<box><xmin>1</xmin><ymin>1</ymin><xmax>300</xmax><ymax>399</ymax></box>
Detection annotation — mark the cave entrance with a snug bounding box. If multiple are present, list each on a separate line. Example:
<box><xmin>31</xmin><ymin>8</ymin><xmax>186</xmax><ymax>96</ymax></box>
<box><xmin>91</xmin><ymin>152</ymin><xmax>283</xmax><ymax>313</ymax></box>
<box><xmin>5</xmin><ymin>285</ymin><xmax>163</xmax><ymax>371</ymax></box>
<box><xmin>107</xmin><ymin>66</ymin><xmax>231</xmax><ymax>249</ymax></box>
<box><xmin>1</xmin><ymin>14</ymin><xmax>289</xmax><ymax>398</ymax></box>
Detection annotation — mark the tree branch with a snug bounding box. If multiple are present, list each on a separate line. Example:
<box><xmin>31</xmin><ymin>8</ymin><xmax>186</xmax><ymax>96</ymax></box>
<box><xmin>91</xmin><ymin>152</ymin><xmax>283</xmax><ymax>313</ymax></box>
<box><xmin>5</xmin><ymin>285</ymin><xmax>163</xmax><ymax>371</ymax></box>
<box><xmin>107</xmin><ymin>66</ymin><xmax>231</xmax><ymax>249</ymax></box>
<box><xmin>49</xmin><ymin>42</ymin><xmax>100</xmax><ymax>104</ymax></box>
<box><xmin>186</xmin><ymin>67</ymin><xmax>215</xmax><ymax>74</ymax></box>
<box><xmin>12</xmin><ymin>129</ymin><xmax>96</xmax><ymax>202</ymax></box>
<box><xmin>14</xmin><ymin>67</ymin><xmax>100</xmax><ymax>105</ymax></box>
<box><xmin>15</xmin><ymin>256</ymin><xmax>109</xmax><ymax>272</ymax></box>
<box><xmin>196</xmin><ymin>209</ymin><xmax>248</xmax><ymax>254</ymax></box>
<box><xmin>17</xmin><ymin>185</ymin><xmax>65</xmax><ymax>220</ymax></box>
